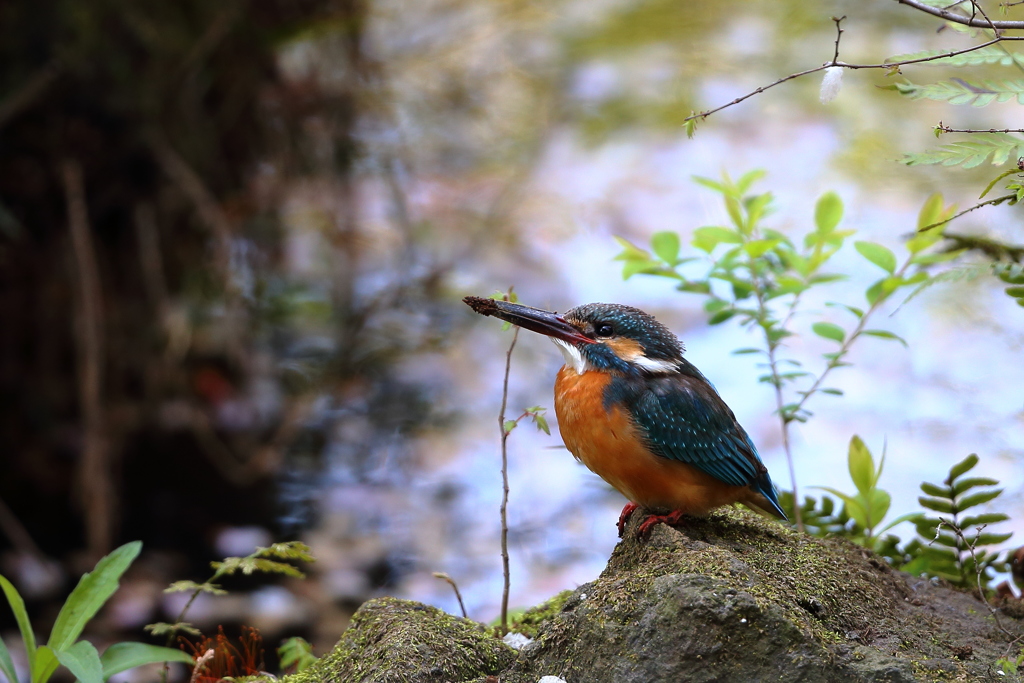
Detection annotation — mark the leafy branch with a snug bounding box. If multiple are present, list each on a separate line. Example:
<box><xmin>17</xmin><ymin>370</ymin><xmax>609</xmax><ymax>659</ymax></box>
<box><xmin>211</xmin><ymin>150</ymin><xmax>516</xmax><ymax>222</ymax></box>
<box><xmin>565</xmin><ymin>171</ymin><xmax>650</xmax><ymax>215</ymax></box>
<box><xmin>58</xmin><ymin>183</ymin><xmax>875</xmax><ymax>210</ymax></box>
<box><xmin>146</xmin><ymin>542</ymin><xmax>313</xmax><ymax>657</ymax></box>
<box><xmin>615</xmin><ymin>172</ymin><xmax>961</xmax><ymax>532</ymax></box>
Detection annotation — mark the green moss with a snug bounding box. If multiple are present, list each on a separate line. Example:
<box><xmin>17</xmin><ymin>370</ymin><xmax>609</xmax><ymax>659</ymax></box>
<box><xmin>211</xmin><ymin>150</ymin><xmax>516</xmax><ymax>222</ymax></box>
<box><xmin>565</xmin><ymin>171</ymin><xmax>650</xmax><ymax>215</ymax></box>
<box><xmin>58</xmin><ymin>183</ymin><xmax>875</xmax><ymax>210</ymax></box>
<box><xmin>283</xmin><ymin>597</ymin><xmax>515</xmax><ymax>683</ymax></box>
<box><xmin>509</xmin><ymin>589</ymin><xmax>573</xmax><ymax>638</ymax></box>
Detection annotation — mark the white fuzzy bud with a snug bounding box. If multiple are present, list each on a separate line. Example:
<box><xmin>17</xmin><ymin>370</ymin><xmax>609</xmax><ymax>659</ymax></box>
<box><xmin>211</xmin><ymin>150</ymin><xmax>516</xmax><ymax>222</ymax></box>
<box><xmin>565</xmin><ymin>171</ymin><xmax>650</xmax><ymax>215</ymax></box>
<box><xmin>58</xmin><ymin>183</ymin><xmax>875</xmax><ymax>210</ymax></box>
<box><xmin>819</xmin><ymin>66</ymin><xmax>844</xmax><ymax>104</ymax></box>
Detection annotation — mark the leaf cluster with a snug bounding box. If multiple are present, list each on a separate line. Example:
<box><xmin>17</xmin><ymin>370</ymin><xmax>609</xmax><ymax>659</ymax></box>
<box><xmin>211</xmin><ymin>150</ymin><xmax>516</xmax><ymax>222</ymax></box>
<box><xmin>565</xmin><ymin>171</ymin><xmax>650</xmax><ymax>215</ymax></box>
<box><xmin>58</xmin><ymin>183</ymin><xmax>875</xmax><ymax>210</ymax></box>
<box><xmin>995</xmin><ymin>263</ymin><xmax>1024</xmax><ymax>308</ymax></box>
<box><xmin>795</xmin><ymin>450</ymin><xmax>1013</xmax><ymax>591</ymax></box>
<box><xmin>614</xmin><ymin>173</ymin><xmax>956</xmax><ymax>425</ymax></box>
<box><xmin>899</xmin><ymin>454</ymin><xmax>1011</xmax><ymax>589</ymax></box>
<box><xmin>278</xmin><ymin>637</ymin><xmax>318</xmax><ymax>674</ymax></box>
<box><xmin>503</xmin><ymin>405</ymin><xmax>550</xmax><ymax>436</ymax></box>
<box><xmin>0</xmin><ymin>542</ymin><xmax>193</xmax><ymax>683</ymax></box>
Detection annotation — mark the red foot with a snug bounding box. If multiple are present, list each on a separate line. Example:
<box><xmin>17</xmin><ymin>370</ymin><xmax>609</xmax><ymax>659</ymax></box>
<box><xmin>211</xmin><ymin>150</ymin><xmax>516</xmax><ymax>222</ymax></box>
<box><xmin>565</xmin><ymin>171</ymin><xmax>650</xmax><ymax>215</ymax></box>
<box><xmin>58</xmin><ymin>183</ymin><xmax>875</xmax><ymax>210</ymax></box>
<box><xmin>636</xmin><ymin>509</ymin><xmax>687</xmax><ymax>538</ymax></box>
<box><xmin>617</xmin><ymin>502</ymin><xmax>639</xmax><ymax>537</ymax></box>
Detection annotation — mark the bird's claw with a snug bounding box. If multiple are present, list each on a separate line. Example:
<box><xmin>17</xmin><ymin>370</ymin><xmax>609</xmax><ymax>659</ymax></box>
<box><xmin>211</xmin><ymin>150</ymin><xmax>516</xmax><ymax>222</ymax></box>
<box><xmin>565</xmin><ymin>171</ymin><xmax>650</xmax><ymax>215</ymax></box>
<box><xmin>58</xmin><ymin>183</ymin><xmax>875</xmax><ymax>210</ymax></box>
<box><xmin>617</xmin><ymin>502</ymin><xmax>639</xmax><ymax>537</ymax></box>
<box><xmin>636</xmin><ymin>509</ymin><xmax>687</xmax><ymax>538</ymax></box>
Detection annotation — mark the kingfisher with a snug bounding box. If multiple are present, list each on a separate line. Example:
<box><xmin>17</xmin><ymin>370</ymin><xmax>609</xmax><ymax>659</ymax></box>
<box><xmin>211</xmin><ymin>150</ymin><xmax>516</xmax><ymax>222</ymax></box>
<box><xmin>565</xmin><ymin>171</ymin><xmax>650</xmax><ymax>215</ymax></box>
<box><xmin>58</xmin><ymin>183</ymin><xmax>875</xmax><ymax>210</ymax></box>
<box><xmin>464</xmin><ymin>296</ymin><xmax>787</xmax><ymax>537</ymax></box>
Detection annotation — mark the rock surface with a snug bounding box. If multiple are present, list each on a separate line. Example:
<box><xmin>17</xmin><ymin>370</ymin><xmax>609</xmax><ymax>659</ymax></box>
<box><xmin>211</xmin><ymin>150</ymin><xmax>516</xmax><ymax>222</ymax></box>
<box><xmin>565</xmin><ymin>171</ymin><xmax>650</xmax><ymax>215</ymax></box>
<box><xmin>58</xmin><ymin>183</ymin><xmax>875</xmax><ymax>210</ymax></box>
<box><xmin>288</xmin><ymin>509</ymin><xmax>1024</xmax><ymax>682</ymax></box>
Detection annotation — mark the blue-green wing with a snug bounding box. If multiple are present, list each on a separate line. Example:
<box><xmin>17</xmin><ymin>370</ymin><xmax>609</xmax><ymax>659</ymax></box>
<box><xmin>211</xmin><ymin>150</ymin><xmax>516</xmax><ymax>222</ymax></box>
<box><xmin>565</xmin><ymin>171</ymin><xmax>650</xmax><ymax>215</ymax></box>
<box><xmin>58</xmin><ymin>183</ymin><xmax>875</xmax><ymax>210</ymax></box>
<box><xmin>609</xmin><ymin>365</ymin><xmax>784</xmax><ymax>517</ymax></box>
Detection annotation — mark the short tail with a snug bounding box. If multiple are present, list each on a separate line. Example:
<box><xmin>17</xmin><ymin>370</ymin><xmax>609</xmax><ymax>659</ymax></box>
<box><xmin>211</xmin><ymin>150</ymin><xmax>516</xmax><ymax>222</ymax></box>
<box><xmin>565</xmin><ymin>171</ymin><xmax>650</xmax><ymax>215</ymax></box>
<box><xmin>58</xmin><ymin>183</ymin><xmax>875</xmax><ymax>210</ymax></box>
<box><xmin>749</xmin><ymin>476</ymin><xmax>788</xmax><ymax>521</ymax></box>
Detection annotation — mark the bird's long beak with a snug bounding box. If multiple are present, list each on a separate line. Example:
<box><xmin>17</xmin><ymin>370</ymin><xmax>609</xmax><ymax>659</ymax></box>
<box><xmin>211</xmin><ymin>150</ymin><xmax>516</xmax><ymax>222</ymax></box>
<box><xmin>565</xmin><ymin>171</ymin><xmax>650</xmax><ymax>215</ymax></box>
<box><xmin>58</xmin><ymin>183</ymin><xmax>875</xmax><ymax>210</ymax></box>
<box><xmin>464</xmin><ymin>296</ymin><xmax>595</xmax><ymax>345</ymax></box>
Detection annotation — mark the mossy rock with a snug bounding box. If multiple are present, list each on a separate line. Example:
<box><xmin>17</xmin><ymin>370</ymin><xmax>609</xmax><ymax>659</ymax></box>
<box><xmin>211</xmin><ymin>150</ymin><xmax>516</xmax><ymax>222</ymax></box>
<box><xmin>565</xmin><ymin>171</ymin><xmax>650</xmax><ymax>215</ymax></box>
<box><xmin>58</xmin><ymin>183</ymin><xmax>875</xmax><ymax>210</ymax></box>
<box><xmin>292</xmin><ymin>509</ymin><xmax>1024</xmax><ymax>682</ymax></box>
<box><xmin>284</xmin><ymin>597</ymin><xmax>515</xmax><ymax>683</ymax></box>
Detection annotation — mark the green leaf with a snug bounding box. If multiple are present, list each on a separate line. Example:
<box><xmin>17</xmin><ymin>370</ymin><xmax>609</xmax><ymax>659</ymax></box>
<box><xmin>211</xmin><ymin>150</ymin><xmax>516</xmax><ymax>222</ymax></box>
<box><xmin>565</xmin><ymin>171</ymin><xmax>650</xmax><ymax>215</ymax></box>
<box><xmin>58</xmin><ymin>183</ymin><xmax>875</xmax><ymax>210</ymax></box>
<box><xmin>816</xmin><ymin>487</ymin><xmax>867</xmax><ymax>528</ymax></box>
<box><xmin>814</xmin><ymin>192</ymin><xmax>843</xmax><ymax>234</ymax></box>
<box><xmin>847</xmin><ymin>436</ymin><xmax>874</xmax><ymax>496</ymax></box>
<box><xmin>735</xmin><ymin>169</ymin><xmax>767</xmax><ymax>194</ymax></box>
<box><xmin>691</xmin><ymin>176</ymin><xmax>726</xmax><ymax>194</ymax></box>
<box><xmin>905</xmin><ymin>132</ymin><xmax>1024</xmax><ymax>168</ymax></box>
<box><xmin>0</xmin><ymin>637</ymin><xmax>17</xmax><ymax>683</ymax></box>
<box><xmin>708</xmin><ymin>309</ymin><xmax>735</xmax><ymax>325</ymax></box>
<box><xmin>860</xmin><ymin>488</ymin><xmax>891</xmax><ymax>529</ymax></box>
<box><xmin>164</xmin><ymin>581</ymin><xmax>226</xmax><ymax>596</ymax></box>
<box><xmin>0</xmin><ymin>575</ymin><xmax>37</xmax><ymax>674</ymax></box>
<box><xmin>210</xmin><ymin>557</ymin><xmax>305</xmax><ymax>579</ymax></box>
<box><xmin>651</xmin><ymin>231</ymin><xmax>680</xmax><ymax>264</ymax></box>
<box><xmin>949</xmin><ymin>453</ymin><xmax>979</xmax><ymax>480</ymax></box>
<box><xmin>820</xmin><ymin>388</ymin><xmax>843</xmax><ymax>396</ymax></box>
<box><xmin>33</xmin><ymin>646</ymin><xmax>57</xmax><ymax>683</ymax></box>
<box><xmin>854</xmin><ymin>241</ymin><xmax>897</xmax><ymax>274</ymax></box>
<box><xmin>811</xmin><ymin>322</ymin><xmax>845</xmax><ymax>343</ymax></box>
<box><xmin>534</xmin><ymin>414</ymin><xmax>551</xmax><ymax>435</ymax></box>
<box><xmin>952</xmin><ymin>477</ymin><xmax>999</xmax><ymax>497</ymax></box>
<box><xmin>278</xmin><ymin>637</ymin><xmax>318</xmax><ymax>673</ymax></box>
<box><xmin>732</xmin><ymin>348</ymin><xmax>763</xmax><ymax>355</ymax></box>
<box><xmin>886</xmin><ymin>45</ymin><xmax>1024</xmax><ymax>68</ymax></box>
<box><xmin>878</xmin><ymin>512</ymin><xmax>926</xmax><ymax>535</ymax></box>
<box><xmin>919</xmin><ymin>482</ymin><xmax>949</xmax><ymax>498</ymax></box>
<box><xmin>48</xmin><ymin>542</ymin><xmax>142</xmax><ymax>653</ymax></box>
<box><xmin>742</xmin><ymin>239</ymin><xmax>780</xmax><ymax>258</ymax></box>
<box><xmin>143</xmin><ymin>622</ymin><xmax>201</xmax><ymax>638</ymax></box>
<box><xmin>861</xmin><ymin>330</ymin><xmax>907</xmax><ymax>347</ymax></box>
<box><xmin>918</xmin><ymin>496</ymin><xmax>954</xmax><ymax>514</ymax></box>
<box><xmin>692</xmin><ymin>226</ymin><xmax>740</xmax><ymax>253</ymax></box>
<box><xmin>957</xmin><ymin>489</ymin><xmax>1002</xmax><ymax>510</ymax></box>
<box><xmin>53</xmin><ymin>641</ymin><xmax>102</xmax><ymax>683</ymax></box>
<box><xmin>891</xmin><ymin>79</ymin><xmax>1024</xmax><ymax>107</ymax></box>
<box><xmin>959</xmin><ymin>513</ymin><xmax>1009</xmax><ymax>527</ymax></box>
<box><xmin>972</xmin><ymin>532</ymin><xmax>1013</xmax><ymax>545</ymax></box>
<box><xmin>100</xmin><ymin>642</ymin><xmax>195</xmax><ymax>679</ymax></box>
<box><xmin>503</xmin><ymin>420</ymin><xmax>517</xmax><ymax>434</ymax></box>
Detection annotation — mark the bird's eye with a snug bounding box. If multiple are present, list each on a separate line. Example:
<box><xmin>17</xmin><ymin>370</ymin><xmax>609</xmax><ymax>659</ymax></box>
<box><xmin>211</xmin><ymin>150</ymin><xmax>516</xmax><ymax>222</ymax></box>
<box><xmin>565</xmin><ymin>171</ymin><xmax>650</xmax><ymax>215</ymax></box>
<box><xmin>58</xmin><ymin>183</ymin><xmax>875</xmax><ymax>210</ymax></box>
<box><xmin>595</xmin><ymin>324</ymin><xmax>614</xmax><ymax>337</ymax></box>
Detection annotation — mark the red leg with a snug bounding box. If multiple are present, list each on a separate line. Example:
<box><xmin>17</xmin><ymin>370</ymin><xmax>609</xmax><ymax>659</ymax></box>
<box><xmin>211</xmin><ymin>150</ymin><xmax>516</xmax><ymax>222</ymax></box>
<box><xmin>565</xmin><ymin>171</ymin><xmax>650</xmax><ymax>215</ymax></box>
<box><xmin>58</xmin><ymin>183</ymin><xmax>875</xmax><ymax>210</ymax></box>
<box><xmin>636</xmin><ymin>509</ymin><xmax>687</xmax><ymax>538</ymax></box>
<box><xmin>617</xmin><ymin>502</ymin><xmax>639</xmax><ymax>537</ymax></box>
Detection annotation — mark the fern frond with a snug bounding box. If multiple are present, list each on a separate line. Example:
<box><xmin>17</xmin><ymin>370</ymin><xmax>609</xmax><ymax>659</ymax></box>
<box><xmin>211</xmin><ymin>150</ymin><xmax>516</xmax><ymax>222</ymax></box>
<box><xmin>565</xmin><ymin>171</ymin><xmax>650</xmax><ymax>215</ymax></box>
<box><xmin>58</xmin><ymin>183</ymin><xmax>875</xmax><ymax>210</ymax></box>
<box><xmin>905</xmin><ymin>132</ymin><xmax>1024</xmax><ymax>168</ymax></box>
<box><xmin>891</xmin><ymin>78</ymin><xmax>1024</xmax><ymax>106</ymax></box>
<box><xmin>886</xmin><ymin>46</ymin><xmax>1024</xmax><ymax>68</ymax></box>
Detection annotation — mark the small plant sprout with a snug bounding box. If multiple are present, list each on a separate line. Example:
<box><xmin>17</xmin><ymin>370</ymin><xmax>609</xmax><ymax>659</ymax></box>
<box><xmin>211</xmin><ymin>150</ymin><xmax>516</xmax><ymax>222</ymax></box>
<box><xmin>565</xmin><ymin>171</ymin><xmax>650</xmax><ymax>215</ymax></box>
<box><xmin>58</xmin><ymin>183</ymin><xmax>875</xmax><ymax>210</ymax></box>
<box><xmin>0</xmin><ymin>541</ymin><xmax>194</xmax><ymax>683</ymax></box>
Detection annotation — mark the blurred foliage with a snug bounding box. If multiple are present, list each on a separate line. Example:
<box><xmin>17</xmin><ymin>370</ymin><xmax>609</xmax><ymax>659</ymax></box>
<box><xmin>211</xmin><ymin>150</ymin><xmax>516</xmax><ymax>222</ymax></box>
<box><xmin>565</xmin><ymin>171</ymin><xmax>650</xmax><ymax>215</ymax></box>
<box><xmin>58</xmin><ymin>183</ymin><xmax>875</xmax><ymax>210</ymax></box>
<box><xmin>785</xmin><ymin>450</ymin><xmax>1012</xmax><ymax>592</ymax></box>
<box><xmin>0</xmin><ymin>542</ymin><xmax>192</xmax><ymax>683</ymax></box>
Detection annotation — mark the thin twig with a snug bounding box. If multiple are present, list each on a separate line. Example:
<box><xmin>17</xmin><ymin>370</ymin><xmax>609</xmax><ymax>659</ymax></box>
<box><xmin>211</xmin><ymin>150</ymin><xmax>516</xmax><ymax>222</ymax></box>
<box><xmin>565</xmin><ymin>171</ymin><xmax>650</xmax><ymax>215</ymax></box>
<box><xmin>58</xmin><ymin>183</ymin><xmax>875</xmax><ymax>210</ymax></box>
<box><xmin>497</xmin><ymin>320</ymin><xmax>520</xmax><ymax>637</ymax></box>
<box><xmin>936</xmin><ymin>123</ymin><xmax>1024</xmax><ymax>134</ymax></box>
<box><xmin>684</xmin><ymin>37</ymin><xmax>1013</xmax><ymax>124</ymax></box>
<box><xmin>62</xmin><ymin>159</ymin><xmax>114</xmax><ymax>560</ymax></box>
<box><xmin>897</xmin><ymin>0</ymin><xmax>1024</xmax><ymax>29</ymax></box>
<box><xmin>918</xmin><ymin>193</ymin><xmax>1018</xmax><ymax>232</ymax></box>
<box><xmin>432</xmin><ymin>572</ymin><xmax>468</xmax><ymax>619</ymax></box>
<box><xmin>830</xmin><ymin>16</ymin><xmax>847</xmax><ymax>65</ymax></box>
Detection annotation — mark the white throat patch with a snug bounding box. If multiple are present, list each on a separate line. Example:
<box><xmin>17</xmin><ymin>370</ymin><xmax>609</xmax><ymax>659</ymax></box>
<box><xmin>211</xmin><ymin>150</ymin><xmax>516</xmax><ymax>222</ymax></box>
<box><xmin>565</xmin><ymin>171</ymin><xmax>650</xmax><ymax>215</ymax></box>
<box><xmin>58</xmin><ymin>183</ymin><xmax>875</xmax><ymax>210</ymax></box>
<box><xmin>552</xmin><ymin>338</ymin><xmax>591</xmax><ymax>374</ymax></box>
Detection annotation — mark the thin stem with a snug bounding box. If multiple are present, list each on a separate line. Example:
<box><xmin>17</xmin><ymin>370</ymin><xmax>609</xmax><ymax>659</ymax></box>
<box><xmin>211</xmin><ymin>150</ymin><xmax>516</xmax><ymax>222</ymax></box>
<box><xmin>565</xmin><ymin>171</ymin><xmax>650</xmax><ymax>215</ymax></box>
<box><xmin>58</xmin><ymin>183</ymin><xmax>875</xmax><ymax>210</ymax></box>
<box><xmin>937</xmin><ymin>124</ymin><xmax>1024</xmax><ymax>133</ymax></box>
<box><xmin>918</xmin><ymin>193</ymin><xmax>1018</xmax><ymax>232</ymax></box>
<box><xmin>432</xmin><ymin>573</ymin><xmax>468</xmax><ymax>619</ymax></box>
<box><xmin>897</xmin><ymin>0</ymin><xmax>1024</xmax><ymax>29</ymax></box>
<box><xmin>684</xmin><ymin>37</ymin><xmax>1013</xmax><ymax>124</ymax></box>
<box><xmin>830</xmin><ymin>16</ymin><xmax>847</xmax><ymax>65</ymax></box>
<box><xmin>497</xmin><ymin>326</ymin><xmax>520</xmax><ymax>637</ymax></box>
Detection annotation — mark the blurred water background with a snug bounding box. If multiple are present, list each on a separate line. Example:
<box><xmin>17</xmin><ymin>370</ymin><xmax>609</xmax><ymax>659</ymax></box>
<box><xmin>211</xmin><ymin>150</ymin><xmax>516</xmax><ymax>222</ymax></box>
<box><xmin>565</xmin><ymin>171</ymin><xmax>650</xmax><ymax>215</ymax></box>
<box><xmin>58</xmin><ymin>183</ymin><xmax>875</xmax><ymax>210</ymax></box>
<box><xmin>1</xmin><ymin>0</ymin><xmax>1023</xmax><ymax>676</ymax></box>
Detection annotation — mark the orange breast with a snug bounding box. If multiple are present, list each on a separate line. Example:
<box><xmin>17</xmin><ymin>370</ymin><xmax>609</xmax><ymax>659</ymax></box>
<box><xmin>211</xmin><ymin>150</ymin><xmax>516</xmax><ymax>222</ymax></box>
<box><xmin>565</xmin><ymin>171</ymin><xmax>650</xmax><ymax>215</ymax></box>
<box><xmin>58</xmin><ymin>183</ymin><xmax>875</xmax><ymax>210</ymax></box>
<box><xmin>554</xmin><ymin>366</ymin><xmax>756</xmax><ymax>515</ymax></box>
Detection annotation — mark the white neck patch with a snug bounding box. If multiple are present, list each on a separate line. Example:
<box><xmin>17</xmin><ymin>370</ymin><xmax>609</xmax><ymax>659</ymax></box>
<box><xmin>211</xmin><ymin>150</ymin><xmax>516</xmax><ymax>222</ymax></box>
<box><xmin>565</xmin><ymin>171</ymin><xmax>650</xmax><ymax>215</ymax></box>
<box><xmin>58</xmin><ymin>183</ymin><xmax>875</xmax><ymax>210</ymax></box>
<box><xmin>631</xmin><ymin>355</ymin><xmax>678</xmax><ymax>374</ymax></box>
<box><xmin>552</xmin><ymin>338</ymin><xmax>591</xmax><ymax>374</ymax></box>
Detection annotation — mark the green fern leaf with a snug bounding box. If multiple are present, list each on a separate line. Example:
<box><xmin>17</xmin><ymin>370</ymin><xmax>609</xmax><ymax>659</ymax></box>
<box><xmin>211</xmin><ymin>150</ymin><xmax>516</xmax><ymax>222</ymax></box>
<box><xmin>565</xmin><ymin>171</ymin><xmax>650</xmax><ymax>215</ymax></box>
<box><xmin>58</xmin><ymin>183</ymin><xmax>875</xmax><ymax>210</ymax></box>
<box><xmin>886</xmin><ymin>46</ymin><xmax>1024</xmax><ymax>68</ymax></box>
<box><xmin>892</xmin><ymin>78</ymin><xmax>1024</xmax><ymax>106</ymax></box>
<box><xmin>905</xmin><ymin>133</ymin><xmax>1024</xmax><ymax>168</ymax></box>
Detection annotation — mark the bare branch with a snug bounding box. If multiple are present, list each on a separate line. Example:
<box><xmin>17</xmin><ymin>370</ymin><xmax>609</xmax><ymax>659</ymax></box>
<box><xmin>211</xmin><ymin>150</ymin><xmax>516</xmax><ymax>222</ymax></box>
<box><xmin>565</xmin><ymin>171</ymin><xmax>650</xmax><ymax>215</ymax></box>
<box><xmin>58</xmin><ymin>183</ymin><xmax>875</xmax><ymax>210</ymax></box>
<box><xmin>936</xmin><ymin>122</ymin><xmax>1024</xmax><ymax>133</ymax></box>
<box><xmin>62</xmin><ymin>159</ymin><xmax>115</xmax><ymax>559</ymax></box>
<box><xmin>918</xmin><ymin>193</ymin><xmax>1018</xmax><ymax>231</ymax></box>
<box><xmin>896</xmin><ymin>0</ymin><xmax>1024</xmax><ymax>29</ymax></box>
<box><xmin>497</xmin><ymin>322</ymin><xmax>520</xmax><ymax>637</ymax></box>
<box><xmin>684</xmin><ymin>37</ymin><xmax>1011</xmax><ymax>123</ymax></box>
<box><xmin>830</xmin><ymin>16</ymin><xmax>847</xmax><ymax>65</ymax></box>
